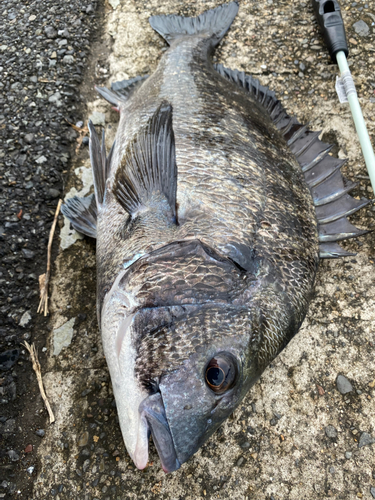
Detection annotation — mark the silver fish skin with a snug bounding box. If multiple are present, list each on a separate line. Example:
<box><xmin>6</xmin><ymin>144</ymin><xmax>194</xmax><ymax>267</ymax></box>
<box><xmin>61</xmin><ymin>1</ymin><xmax>367</xmax><ymax>473</ymax></box>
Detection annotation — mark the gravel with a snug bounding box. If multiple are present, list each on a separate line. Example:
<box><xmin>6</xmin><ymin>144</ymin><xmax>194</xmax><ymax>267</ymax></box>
<box><xmin>0</xmin><ymin>349</ymin><xmax>19</xmax><ymax>371</ymax></box>
<box><xmin>358</xmin><ymin>432</ymin><xmax>375</xmax><ymax>449</ymax></box>
<box><xmin>336</xmin><ymin>374</ymin><xmax>353</xmax><ymax>394</ymax></box>
<box><xmin>353</xmin><ymin>20</ymin><xmax>370</xmax><ymax>36</ymax></box>
<box><xmin>0</xmin><ymin>0</ymin><xmax>100</xmax><ymax>495</ymax></box>
<box><xmin>325</xmin><ymin>425</ymin><xmax>338</xmax><ymax>439</ymax></box>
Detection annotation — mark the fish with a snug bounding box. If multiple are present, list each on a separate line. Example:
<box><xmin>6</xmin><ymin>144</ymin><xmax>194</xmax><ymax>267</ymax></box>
<box><xmin>61</xmin><ymin>1</ymin><xmax>369</xmax><ymax>473</ymax></box>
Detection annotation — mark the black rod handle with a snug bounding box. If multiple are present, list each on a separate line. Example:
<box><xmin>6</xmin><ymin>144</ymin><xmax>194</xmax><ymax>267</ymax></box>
<box><xmin>311</xmin><ymin>0</ymin><xmax>349</xmax><ymax>62</ymax></box>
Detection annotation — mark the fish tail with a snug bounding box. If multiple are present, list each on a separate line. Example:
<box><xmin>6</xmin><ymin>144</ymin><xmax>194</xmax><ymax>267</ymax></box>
<box><xmin>149</xmin><ymin>2</ymin><xmax>239</xmax><ymax>46</ymax></box>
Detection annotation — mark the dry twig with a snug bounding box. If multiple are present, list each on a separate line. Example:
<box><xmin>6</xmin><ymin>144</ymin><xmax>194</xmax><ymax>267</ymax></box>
<box><xmin>23</xmin><ymin>342</ymin><xmax>55</xmax><ymax>424</ymax></box>
<box><xmin>37</xmin><ymin>199</ymin><xmax>62</xmax><ymax>316</ymax></box>
<box><xmin>65</xmin><ymin>118</ymin><xmax>89</xmax><ymax>153</ymax></box>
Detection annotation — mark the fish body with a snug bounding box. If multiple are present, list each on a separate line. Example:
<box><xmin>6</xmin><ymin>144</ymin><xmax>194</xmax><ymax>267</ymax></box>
<box><xmin>62</xmin><ymin>2</ymin><xmax>368</xmax><ymax>472</ymax></box>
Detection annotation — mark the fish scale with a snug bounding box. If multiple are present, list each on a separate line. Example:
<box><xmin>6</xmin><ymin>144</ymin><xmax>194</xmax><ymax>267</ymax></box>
<box><xmin>61</xmin><ymin>1</ymin><xmax>368</xmax><ymax>472</ymax></box>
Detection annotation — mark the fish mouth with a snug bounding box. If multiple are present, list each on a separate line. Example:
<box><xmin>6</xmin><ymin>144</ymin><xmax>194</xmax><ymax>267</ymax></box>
<box><xmin>134</xmin><ymin>392</ymin><xmax>181</xmax><ymax>473</ymax></box>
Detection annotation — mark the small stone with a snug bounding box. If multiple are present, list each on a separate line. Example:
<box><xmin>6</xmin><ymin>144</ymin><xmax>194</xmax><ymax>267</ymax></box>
<box><xmin>325</xmin><ymin>425</ymin><xmax>338</xmax><ymax>439</ymax></box>
<box><xmin>345</xmin><ymin>451</ymin><xmax>352</xmax><ymax>459</ymax></box>
<box><xmin>36</xmin><ymin>155</ymin><xmax>47</xmax><ymax>164</ymax></box>
<box><xmin>82</xmin><ymin>136</ymin><xmax>89</xmax><ymax>146</ymax></box>
<box><xmin>44</xmin><ymin>26</ymin><xmax>57</xmax><ymax>39</ymax></box>
<box><xmin>370</xmin><ymin>486</ymin><xmax>375</xmax><ymax>499</ymax></box>
<box><xmin>29</xmin><ymin>15</ymin><xmax>36</xmax><ymax>21</ymax></box>
<box><xmin>53</xmin><ymin>318</ymin><xmax>75</xmax><ymax>356</ymax></box>
<box><xmin>0</xmin><ymin>349</ymin><xmax>20</xmax><ymax>371</ymax></box>
<box><xmin>19</xmin><ymin>311</ymin><xmax>32</xmax><ymax>327</ymax></box>
<box><xmin>22</xmin><ymin>248</ymin><xmax>35</xmax><ymax>259</ymax></box>
<box><xmin>358</xmin><ymin>432</ymin><xmax>375</xmax><ymax>448</ymax></box>
<box><xmin>58</xmin><ymin>28</ymin><xmax>70</xmax><ymax>38</ymax></box>
<box><xmin>240</xmin><ymin>441</ymin><xmax>250</xmax><ymax>449</ymax></box>
<box><xmin>3</xmin><ymin>419</ymin><xmax>16</xmax><ymax>434</ymax></box>
<box><xmin>48</xmin><ymin>189</ymin><xmax>60</xmax><ymax>199</ymax></box>
<box><xmin>27</xmin><ymin>466</ymin><xmax>34</xmax><ymax>475</ymax></box>
<box><xmin>51</xmin><ymin>51</ymin><xmax>57</xmax><ymax>59</ymax></box>
<box><xmin>35</xmin><ymin>429</ymin><xmax>45</xmax><ymax>437</ymax></box>
<box><xmin>48</xmin><ymin>92</ymin><xmax>62</xmax><ymax>106</ymax></box>
<box><xmin>353</xmin><ymin>20</ymin><xmax>369</xmax><ymax>36</ymax></box>
<box><xmin>78</xmin><ymin>431</ymin><xmax>89</xmax><ymax>447</ymax></box>
<box><xmin>299</xmin><ymin>62</ymin><xmax>306</xmax><ymax>71</ymax></box>
<box><xmin>24</xmin><ymin>444</ymin><xmax>33</xmax><ymax>453</ymax></box>
<box><xmin>24</xmin><ymin>133</ymin><xmax>34</xmax><ymax>144</ymax></box>
<box><xmin>8</xmin><ymin>450</ymin><xmax>20</xmax><ymax>461</ymax></box>
<box><xmin>236</xmin><ymin>456</ymin><xmax>244</xmax><ymax>467</ymax></box>
<box><xmin>336</xmin><ymin>375</ymin><xmax>353</xmax><ymax>394</ymax></box>
<box><xmin>317</xmin><ymin>385</ymin><xmax>325</xmax><ymax>396</ymax></box>
<box><xmin>62</xmin><ymin>55</ymin><xmax>75</xmax><ymax>64</ymax></box>
<box><xmin>89</xmin><ymin>111</ymin><xmax>105</xmax><ymax>126</ymax></box>
<box><xmin>109</xmin><ymin>0</ymin><xmax>120</xmax><ymax>8</ymax></box>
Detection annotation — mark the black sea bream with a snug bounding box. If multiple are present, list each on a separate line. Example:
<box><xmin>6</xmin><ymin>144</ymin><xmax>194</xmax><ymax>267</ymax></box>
<box><xmin>62</xmin><ymin>2</ymin><xmax>368</xmax><ymax>472</ymax></box>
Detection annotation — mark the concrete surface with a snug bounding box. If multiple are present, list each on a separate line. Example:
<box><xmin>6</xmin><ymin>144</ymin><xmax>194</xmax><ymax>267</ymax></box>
<box><xmin>34</xmin><ymin>0</ymin><xmax>375</xmax><ymax>499</ymax></box>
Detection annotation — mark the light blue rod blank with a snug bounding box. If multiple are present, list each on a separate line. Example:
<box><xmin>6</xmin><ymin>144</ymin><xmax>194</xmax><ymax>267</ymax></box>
<box><xmin>336</xmin><ymin>50</ymin><xmax>375</xmax><ymax>196</ymax></box>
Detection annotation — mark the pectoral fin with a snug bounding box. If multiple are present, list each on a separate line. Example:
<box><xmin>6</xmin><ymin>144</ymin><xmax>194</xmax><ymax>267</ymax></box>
<box><xmin>113</xmin><ymin>102</ymin><xmax>177</xmax><ymax>220</ymax></box>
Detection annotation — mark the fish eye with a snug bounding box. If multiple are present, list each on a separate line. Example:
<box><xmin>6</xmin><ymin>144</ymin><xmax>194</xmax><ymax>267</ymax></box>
<box><xmin>205</xmin><ymin>352</ymin><xmax>238</xmax><ymax>394</ymax></box>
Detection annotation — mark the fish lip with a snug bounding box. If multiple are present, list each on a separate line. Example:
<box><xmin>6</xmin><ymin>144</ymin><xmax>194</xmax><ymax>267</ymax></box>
<box><xmin>136</xmin><ymin>392</ymin><xmax>181</xmax><ymax>473</ymax></box>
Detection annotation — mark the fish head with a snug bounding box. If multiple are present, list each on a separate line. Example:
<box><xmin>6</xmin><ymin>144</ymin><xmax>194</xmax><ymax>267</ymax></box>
<box><xmin>148</xmin><ymin>305</ymin><xmax>257</xmax><ymax>471</ymax></box>
<box><xmin>109</xmin><ymin>302</ymin><xmax>257</xmax><ymax>473</ymax></box>
<box><xmin>100</xmin><ymin>241</ymin><xmax>261</xmax><ymax>473</ymax></box>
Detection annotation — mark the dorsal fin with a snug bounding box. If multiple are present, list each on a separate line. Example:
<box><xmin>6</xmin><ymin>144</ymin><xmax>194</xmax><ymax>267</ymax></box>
<box><xmin>88</xmin><ymin>122</ymin><xmax>115</xmax><ymax>206</ymax></box>
<box><xmin>113</xmin><ymin>102</ymin><xmax>177</xmax><ymax>219</ymax></box>
<box><xmin>214</xmin><ymin>63</ymin><xmax>369</xmax><ymax>259</ymax></box>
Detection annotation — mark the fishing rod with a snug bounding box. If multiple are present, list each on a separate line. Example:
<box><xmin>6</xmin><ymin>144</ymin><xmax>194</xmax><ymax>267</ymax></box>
<box><xmin>312</xmin><ymin>0</ymin><xmax>375</xmax><ymax>196</ymax></box>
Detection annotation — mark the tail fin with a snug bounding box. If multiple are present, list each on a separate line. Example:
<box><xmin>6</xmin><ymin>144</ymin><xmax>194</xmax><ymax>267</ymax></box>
<box><xmin>149</xmin><ymin>2</ymin><xmax>239</xmax><ymax>46</ymax></box>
